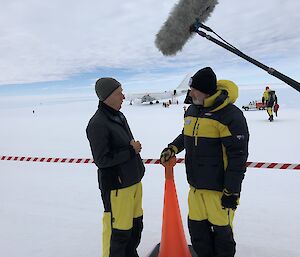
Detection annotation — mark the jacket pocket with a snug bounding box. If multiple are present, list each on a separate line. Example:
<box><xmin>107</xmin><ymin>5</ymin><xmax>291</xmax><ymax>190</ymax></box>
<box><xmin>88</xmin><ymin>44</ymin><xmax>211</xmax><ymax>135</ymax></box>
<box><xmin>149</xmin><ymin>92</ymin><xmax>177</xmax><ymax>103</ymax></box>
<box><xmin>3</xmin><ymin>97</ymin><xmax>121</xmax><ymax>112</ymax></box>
<box><xmin>99</xmin><ymin>166</ymin><xmax>122</xmax><ymax>190</ymax></box>
<box><xmin>192</xmin><ymin>157</ymin><xmax>224</xmax><ymax>190</ymax></box>
<box><xmin>118</xmin><ymin>157</ymin><xmax>145</xmax><ymax>188</ymax></box>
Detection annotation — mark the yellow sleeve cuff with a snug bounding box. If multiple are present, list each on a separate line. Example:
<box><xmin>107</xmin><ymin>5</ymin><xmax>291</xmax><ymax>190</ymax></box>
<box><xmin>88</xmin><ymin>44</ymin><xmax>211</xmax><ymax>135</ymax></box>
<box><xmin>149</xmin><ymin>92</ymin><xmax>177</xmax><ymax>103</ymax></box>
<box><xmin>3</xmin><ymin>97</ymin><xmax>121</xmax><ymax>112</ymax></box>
<box><xmin>169</xmin><ymin>145</ymin><xmax>179</xmax><ymax>154</ymax></box>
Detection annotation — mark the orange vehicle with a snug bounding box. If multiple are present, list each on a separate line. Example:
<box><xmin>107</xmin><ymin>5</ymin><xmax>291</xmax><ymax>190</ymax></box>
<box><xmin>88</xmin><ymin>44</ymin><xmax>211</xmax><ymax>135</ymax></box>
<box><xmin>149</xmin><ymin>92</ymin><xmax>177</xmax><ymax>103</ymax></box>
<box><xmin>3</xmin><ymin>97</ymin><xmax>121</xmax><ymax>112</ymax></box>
<box><xmin>255</xmin><ymin>102</ymin><xmax>266</xmax><ymax>110</ymax></box>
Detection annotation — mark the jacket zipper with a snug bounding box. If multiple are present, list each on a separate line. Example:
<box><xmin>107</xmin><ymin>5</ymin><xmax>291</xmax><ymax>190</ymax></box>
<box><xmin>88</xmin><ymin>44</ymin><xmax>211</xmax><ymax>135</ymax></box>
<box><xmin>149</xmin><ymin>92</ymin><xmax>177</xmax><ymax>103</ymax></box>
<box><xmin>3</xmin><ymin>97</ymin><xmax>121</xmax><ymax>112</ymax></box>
<box><xmin>194</xmin><ymin>121</ymin><xmax>199</xmax><ymax>146</ymax></box>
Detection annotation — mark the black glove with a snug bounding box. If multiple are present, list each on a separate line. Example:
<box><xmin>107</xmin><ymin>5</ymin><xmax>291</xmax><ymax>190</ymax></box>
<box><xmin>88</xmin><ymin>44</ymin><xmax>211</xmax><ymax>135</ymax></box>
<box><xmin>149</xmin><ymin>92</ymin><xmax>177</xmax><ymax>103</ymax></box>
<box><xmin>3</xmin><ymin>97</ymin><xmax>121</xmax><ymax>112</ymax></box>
<box><xmin>221</xmin><ymin>190</ymin><xmax>239</xmax><ymax>210</ymax></box>
<box><xmin>160</xmin><ymin>146</ymin><xmax>176</xmax><ymax>164</ymax></box>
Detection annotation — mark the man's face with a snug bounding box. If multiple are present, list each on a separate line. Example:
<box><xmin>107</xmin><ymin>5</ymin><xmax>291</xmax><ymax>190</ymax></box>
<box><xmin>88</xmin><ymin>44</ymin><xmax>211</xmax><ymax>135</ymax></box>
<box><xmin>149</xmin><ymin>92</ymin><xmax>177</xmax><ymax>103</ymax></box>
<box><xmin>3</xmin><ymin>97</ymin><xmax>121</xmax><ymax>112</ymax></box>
<box><xmin>104</xmin><ymin>86</ymin><xmax>125</xmax><ymax>111</ymax></box>
<box><xmin>189</xmin><ymin>87</ymin><xmax>209</xmax><ymax>105</ymax></box>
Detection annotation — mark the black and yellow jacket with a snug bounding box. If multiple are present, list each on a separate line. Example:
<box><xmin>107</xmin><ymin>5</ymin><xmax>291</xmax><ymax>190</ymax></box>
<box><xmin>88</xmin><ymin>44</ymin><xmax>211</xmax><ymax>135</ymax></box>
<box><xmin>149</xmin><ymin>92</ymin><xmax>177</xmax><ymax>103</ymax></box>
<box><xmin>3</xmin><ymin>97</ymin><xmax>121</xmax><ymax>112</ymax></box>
<box><xmin>262</xmin><ymin>89</ymin><xmax>270</xmax><ymax>105</ymax></box>
<box><xmin>170</xmin><ymin>80</ymin><xmax>249</xmax><ymax>194</ymax></box>
<box><xmin>86</xmin><ymin>102</ymin><xmax>145</xmax><ymax>191</ymax></box>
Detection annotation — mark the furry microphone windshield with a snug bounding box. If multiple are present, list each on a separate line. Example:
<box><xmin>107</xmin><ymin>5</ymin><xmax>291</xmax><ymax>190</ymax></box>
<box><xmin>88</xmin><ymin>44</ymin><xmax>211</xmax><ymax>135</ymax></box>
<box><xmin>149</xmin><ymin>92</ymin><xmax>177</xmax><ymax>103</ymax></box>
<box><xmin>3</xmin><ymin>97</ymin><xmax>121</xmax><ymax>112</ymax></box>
<box><xmin>155</xmin><ymin>0</ymin><xmax>219</xmax><ymax>56</ymax></box>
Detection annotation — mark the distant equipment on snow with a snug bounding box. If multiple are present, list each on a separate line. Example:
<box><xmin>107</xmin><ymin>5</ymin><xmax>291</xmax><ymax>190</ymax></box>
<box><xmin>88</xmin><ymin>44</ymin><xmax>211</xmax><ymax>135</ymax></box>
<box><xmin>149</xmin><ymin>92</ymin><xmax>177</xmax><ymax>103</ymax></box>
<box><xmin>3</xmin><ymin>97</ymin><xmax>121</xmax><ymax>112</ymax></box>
<box><xmin>242</xmin><ymin>100</ymin><xmax>265</xmax><ymax>111</ymax></box>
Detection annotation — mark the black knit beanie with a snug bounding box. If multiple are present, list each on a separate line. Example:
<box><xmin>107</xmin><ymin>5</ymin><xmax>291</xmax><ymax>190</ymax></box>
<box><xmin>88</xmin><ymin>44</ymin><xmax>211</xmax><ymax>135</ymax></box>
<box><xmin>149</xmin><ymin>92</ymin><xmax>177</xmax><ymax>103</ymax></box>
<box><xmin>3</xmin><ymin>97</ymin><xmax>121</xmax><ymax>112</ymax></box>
<box><xmin>95</xmin><ymin>77</ymin><xmax>121</xmax><ymax>101</ymax></box>
<box><xmin>190</xmin><ymin>67</ymin><xmax>217</xmax><ymax>95</ymax></box>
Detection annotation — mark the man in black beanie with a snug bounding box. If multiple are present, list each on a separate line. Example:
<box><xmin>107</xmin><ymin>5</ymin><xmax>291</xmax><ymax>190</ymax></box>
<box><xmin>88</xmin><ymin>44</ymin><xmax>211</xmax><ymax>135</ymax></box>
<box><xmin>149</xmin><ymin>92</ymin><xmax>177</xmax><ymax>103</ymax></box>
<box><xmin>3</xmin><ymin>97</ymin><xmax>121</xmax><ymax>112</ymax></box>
<box><xmin>86</xmin><ymin>77</ymin><xmax>145</xmax><ymax>257</ymax></box>
<box><xmin>160</xmin><ymin>67</ymin><xmax>249</xmax><ymax>257</ymax></box>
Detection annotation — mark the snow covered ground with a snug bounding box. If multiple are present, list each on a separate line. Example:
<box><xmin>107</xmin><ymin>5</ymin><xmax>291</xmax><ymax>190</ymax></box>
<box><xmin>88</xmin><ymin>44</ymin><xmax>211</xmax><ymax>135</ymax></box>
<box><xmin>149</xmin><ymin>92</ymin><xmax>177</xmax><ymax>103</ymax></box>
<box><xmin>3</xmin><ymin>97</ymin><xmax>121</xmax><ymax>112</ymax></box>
<box><xmin>0</xmin><ymin>92</ymin><xmax>300</xmax><ymax>257</ymax></box>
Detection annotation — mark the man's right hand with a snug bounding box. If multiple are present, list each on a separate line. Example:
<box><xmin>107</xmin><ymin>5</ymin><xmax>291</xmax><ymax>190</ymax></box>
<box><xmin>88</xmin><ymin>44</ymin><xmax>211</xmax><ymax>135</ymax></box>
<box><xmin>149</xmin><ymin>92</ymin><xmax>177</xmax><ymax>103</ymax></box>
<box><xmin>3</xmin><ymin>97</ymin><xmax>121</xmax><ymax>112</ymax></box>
<box><xmin>160</xmin><ymin>147</ymin><xmax>176</xmax><ymax>164</ymax></box>
<box><xmin>130</xmin><ymin>139</ymin><xmax>142</xmax><ymax>154</ymax></box>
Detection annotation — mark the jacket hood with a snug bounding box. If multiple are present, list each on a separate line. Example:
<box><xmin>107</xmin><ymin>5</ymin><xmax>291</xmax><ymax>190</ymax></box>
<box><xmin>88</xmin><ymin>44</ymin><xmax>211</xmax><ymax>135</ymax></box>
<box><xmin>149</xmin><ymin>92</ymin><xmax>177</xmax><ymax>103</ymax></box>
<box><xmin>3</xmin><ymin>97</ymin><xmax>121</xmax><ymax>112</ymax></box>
<box><xmin>203</xmin><ymin>80</ymin><xmax>238</xmax><ymax>112</ymax></box>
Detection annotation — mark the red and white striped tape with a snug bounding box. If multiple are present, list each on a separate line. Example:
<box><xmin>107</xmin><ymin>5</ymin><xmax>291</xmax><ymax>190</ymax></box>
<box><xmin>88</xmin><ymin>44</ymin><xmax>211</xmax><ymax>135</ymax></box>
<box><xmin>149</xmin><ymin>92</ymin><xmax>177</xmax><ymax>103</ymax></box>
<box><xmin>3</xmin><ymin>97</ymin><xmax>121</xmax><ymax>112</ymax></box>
<box><xmin>1</xmin><ymin>155</ymin><xmax>299</xmax><ymax>170</ymax></box>
<box><xmin>246</xmin><ymin>161</ymin><xmax>300</xmax><ymax>170</ymax></box>
<box><xmin>0</xmin><ymin>156</ymin><xmax>94</xmax><ymax>164</ymax></box>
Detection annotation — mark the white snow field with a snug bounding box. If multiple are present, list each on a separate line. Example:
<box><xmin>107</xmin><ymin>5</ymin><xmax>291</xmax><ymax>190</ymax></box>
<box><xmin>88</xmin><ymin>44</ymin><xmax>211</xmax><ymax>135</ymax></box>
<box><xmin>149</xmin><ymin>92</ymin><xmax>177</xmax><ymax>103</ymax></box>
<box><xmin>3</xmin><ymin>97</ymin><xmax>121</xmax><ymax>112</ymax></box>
<box><xmin>0</xmin><ymin>91</ymin><xmax>299</xmax><ymax>257</ymax></box>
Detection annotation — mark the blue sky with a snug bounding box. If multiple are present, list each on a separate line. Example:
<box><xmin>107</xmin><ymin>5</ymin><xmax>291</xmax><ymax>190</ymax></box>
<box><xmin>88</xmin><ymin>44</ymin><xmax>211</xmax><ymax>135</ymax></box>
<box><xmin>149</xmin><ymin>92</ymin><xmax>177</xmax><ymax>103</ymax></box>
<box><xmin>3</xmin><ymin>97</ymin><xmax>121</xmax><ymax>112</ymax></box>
<box><xmin>1</xmin><ymin>0</ymin><xmax>300</xmax><ymax>96</ymax></box>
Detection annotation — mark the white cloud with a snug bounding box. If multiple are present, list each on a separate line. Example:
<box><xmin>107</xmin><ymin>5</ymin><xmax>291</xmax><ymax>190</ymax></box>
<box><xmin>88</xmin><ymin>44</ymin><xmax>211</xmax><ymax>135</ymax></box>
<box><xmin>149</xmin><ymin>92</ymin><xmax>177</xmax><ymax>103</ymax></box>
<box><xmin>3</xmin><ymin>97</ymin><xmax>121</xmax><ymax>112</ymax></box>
<box><xmin>0</xmin><ymin>0</ymin><xmax>299</xmax><ymax>86</ymax></box>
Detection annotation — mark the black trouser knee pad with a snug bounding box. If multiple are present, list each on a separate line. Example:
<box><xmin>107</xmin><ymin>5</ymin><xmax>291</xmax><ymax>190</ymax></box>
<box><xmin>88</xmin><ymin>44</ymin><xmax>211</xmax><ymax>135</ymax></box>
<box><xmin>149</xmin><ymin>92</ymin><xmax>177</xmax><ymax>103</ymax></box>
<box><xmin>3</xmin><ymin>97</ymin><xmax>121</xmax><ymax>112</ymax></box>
<box><xmin>188</xmin><ymin>218</ymin><xmax>214</xmax><ymax>257</ymax></box>
<box><xmin>110</xmin><ymin>228</ymin><xmax>132</xmax><ymax>257</ymax></box>
<box><xmin>125</xmin><ymin>216</ymin><xmax>143</xmax><ymax>257</ymax></box>
<box><xmin>212</xmin><ymin>225</ymin><xmax>236</xmax><ymax>257</ymax></box>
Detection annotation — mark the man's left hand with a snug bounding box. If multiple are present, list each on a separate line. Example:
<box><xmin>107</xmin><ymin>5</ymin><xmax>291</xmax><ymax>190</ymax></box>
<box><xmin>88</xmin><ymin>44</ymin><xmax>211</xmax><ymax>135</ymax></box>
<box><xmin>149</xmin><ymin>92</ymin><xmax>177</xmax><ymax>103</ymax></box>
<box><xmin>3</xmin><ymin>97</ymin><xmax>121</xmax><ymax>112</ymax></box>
<box><xmin>221</xmin><ymin>190</ymin><xmax>239</xmax><ymax>210</ymax></box>
<box><xmin>130</xmin><ymin>139</ymin><xmax>142</xmax><ymax>154</ymax></box>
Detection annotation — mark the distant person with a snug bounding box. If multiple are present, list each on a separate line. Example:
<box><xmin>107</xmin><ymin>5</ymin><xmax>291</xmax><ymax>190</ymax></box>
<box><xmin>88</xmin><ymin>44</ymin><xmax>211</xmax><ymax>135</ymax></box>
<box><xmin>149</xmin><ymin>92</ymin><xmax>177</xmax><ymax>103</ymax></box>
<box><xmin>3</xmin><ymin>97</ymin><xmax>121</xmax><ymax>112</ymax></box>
<box><xmin>86</xmin><ymin>78</ymin><xmax>145</xmax><ymax>257</ymax></box>
<box><xmin>160</xmin><ymin>67</ymin><xmax>249</xmax><ymax>257</ymax></box>
<box><xmin>262</xmin><ymin>86</ymin><xmax>278</xmax><ymax>121</ymax></box>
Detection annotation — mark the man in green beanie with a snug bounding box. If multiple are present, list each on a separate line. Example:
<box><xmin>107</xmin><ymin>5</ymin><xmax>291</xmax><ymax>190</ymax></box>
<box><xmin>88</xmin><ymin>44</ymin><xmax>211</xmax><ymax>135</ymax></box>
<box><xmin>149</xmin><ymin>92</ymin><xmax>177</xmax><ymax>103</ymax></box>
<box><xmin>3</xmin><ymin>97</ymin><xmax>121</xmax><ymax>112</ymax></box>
<box><xmin>86</xmin><ymin>77</ymin><xmax>145</xmax><ymax>257</ymax></box>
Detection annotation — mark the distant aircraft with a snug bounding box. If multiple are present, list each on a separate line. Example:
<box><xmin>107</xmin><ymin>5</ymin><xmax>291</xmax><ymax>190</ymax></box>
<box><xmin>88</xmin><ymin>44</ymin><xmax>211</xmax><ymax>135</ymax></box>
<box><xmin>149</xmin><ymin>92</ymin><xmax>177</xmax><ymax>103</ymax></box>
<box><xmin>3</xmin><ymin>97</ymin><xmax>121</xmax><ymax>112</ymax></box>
<box><xmin>125</xmin><ymin>73</ymin><xmax>191</xmax><ymax>105</ymax></box>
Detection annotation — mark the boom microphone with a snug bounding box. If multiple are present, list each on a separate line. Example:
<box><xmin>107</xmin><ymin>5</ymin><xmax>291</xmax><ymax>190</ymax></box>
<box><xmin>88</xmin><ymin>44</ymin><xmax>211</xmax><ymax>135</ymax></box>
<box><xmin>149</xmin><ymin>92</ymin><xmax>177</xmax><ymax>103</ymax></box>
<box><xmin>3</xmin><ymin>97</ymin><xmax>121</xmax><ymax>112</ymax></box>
<box><xmin>155</xmin><ymin>0</ymin><xmax>218</xmax><ymax>56</ymax></box>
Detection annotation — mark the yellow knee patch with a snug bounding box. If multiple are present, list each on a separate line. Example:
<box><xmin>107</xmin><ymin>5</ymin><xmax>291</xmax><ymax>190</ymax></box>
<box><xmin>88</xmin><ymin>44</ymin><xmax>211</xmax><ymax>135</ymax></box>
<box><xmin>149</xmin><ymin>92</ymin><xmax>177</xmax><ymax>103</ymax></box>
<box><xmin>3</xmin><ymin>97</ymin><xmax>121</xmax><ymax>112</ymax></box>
<box><xmin>102</xmin><ymin>212</ymin><xmax>111</xmax><ymax>257</ymax></box>
<box><xmin>267</xmin><ymin>107</ymin><xmax>273</xmax><ymax>116</ymax></box>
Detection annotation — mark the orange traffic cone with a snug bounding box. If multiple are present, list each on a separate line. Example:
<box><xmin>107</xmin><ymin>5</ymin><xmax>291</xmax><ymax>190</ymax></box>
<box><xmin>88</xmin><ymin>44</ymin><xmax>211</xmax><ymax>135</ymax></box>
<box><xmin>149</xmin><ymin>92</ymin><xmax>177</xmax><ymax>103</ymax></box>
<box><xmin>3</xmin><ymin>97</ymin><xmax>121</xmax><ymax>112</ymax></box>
<box><xmin>158</xmin><ymin>157</ymin><xmax>191</xmax><ymax>257</ymax></box>
<box><xmin>148</xmin><ymin>158</ymin><xmax>196</xmax><ymax>257</ymax></box>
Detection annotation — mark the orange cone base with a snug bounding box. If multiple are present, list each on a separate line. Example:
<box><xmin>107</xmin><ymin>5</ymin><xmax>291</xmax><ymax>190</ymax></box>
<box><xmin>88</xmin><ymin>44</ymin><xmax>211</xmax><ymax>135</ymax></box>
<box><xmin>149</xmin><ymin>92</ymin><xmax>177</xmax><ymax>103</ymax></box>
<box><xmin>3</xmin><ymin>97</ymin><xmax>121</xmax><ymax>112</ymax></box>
<box><xmin>158</xmin><ymin>178</ymin><xmax>190</xmax><ymax>257</ymax></box>
<box><xmin>148</xmin><ymin>243</ymin><xmax>197</xmax><ymax>257</ymax></box>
